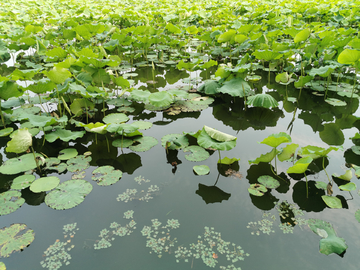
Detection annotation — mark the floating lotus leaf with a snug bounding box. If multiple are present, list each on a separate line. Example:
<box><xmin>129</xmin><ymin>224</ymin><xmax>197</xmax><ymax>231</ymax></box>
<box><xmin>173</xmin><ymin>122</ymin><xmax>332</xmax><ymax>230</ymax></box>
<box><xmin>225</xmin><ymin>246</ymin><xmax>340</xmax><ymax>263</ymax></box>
<box><xmin>66</xmin><ymin>155</ymin><xmax>91</xmax><ymax>172</ymax></box>
<box><xmin>11</xmin><ymin>175</ymin><xmax>36</xmax><ymax>190</ymax></box>
<box><xmin>161</xmin><ymin>134</ymin><xmax>189</xmax><ymax>150</ymax></box>
<box><xmin>45</xmin><ymin>128</ymin><xmax>86</xmax><ymax>143</ymax></box>
<box><xmin>355</xmin><ymin>209</ymin><xmax>360</xmax><ymax>223</ymax></box>
<box><xmin>92</xmin><ymin>166</ymin><xmax>122</xmax><ymax>186</ymax></box>
<box><xmin>308</xmin><ymin>218</ymin><xmax>347</xmax><ymax>255</ymax></box>
<box><xmin>287</xmin><ymin>157</ymin><xmax>313</xmax><ymax>174</ymax></box>
<box><xmin>144</xmin><ymin>103</ymin><xmax>171</xmax><ymax>111</ymax></box>
<box><xmin>130</xmin><ymin>89</ymin><xmax>151</xmax><ymax>103</ymax></box>
<box><xmin>129</xmin><ymin>136</ymin><xmax>158</xmax><ymax>152</ymax></box>
<box><xmin>169</xmin><ymin>100</ymin><xmax>209</xmax><ymax>113</ymax></box>
<box><xmin>315</xmin><ymin>181</ymin><xmax>328</xmax><ymax>190</ymax></box>
<box><xmin>6</xmin><ymin>128</ymin><xmax>32</xmax><ymax>154</ymax></box>
<box><xmin>258</xmin><ymin>175</ymin><xmax>280</xmax><ymax>189</ymax></box>
<box><xmin>321</xmin><ymin>195</ymin><xmax>342</xmax><ymax>209</ymax></box>
<box><xmin>30</xmin><ymin>176</ymin><xmax>60</xmax><ymax>193</ymax></box>
<box><xmin>309</xmin><ymin>65</ymin><xmax>337</xmax><ymax>78</ymax></box>
<box><xmin>0</xmin><ymin>153</ymin><xmax>43</xmax><ymax>175</ymax></box>
<box><xmin>26</xmin><ymin>115</ymin><xmax>57</xmax><ymax>127</ymax></box>
<box><xmin>248</xmin><ymin>148</ymin><xmax>277</xmax><ymax>164</ymax></box>
<box><xmin>44</xmin><ymin>158</ymin><xmax>67</xmax><ymax>173</ymax></box>
<box><xmin>0</xmin><ymin>128</ymin><xmax>13</xmax><ymax>137</ymax></box>
<box><xmin>0</xmin><ymin>224</ymin><xmax>34</xmax><ymax>258</ymax></box>
<box><xmin>248</xmin><ymin>184</ymin><xmax>267</xmax><ymax>196</ymax></box>
<box><xmin>0</xmin><ymin>191</ymin><xmax>25</xmax><ymax>216</ymax></box>
<box><xmin>106</xmin><ymin>123</ymin><xmax>139</xmax><ymax>134</ymax></box>
<box><xmin>183</xmin><ymin>146</ymin><xmax>210</xmax><ymax>162</ymax></box>
<box><xmin>332</xmin><ymin>170</ymin><xmax>352</xmax><ymax>181</ymax></box>
<box><xmin>278</xmin><ymin>143</ymin><xmax>299</xmax><ymax>161</ymax></box>
<box><xmin>351</xmin><ymin>145</ymin><xmax>360</xmax><ymax>155</ymax></box>
<box><xmin>132</xmin><ymin>121</ymin><xmax>152</xmax><ymax>130</ymax></box>
<box><xmin>218</xmin><ymin>157</ymin><xmax>240</xmax><ymax>165</ymax></box>
<box><xmin>198</xmin><ymin>127</ymin><xmax>237</xmax><ymax>151</ymax></box>
<box><xmin>112</xmin><ymin>138</ymin><xmax>134</xmax><ymax>148</ymax></box>
<box><xmin>218</xmin><ymin>77</ymin><xmax>252</xmax><ymax>97</ymax></box>
<box><xmin>319</xmin><ymin>123</ymin><xmax>344</xmax><ymax>146</ymax></box>
<box><xmin>325</xmin><ymin>98</ymin><xmax>347</xmax><ymax>106</ymax></box>
<box><xmin>339</xmin><ymin>182</ymin><xmax>356</xmax><ymax>191</ymax></box>
<box><xmin>260</xmin><ymin>132</ymin><xmax>291</xmax><ymax>148</ymax></box>
<box><xmin>148</xmin><ymin>91</ymin><xmax>173</xmax><ymax>108</ymax></box>
<box><xmin>193</xmin><ymin>165</ymin><xmax>210</xmax><ymax>175</ymax></box>
<box><xmin>246</xmin><ymin>93</ymin><xmax>279</xmax><ymax>109</ymax></box>
<box><xmin>103</xmin><ymin>113</ymin><xmax>129</xmax><ymax>124</ymax></box>
<box><xmin>0</xmin><ymin>262</ymin><xmax>5</xmax><ymax>269</ymax></box>
<box><xmin>58</xmin><ymin>148</ymin><xmax>78</xmax><ymax>160</ymax></box>
<box><xmin>107</xmin><ymin>97</ymin><xmax>132</xmax><ymax>107</ymax></box>
<box><xmin>45</xmin><ymin>180</ymin><xmax>93</xmax><ymax>210</ymax></box>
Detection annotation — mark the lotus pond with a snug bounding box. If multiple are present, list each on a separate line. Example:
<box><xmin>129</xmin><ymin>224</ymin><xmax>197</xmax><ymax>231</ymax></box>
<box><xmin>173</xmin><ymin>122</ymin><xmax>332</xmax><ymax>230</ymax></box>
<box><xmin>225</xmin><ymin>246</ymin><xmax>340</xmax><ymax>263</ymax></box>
<box><xmin>1</xmin><ymin>0</ymin><xmax>360</xmax><ymax>269</ymax></box>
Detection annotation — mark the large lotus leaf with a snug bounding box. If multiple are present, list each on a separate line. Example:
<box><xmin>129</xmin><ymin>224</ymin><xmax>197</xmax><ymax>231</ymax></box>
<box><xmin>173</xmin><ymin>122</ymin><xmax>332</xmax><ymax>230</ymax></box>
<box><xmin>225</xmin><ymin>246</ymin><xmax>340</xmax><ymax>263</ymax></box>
<box><xmin>92</xmin><ymin>165</ymin><xmax>122</xmax><ymax>186</ymax></box>
<box><xmin>10</xmin><ymin>107</ymin><xmax>41</xmax><ymax>122</ymax></box>
<box><xmin>81</xmin><ymin>122</ymin><xmax>108</xmax><ymax>134</ymax></box>
<box><xmin>197</xmin><ymin>128</ymin><xmax>236</xmax><ymax>151</ymax></box>
<box><xmin>278</xmin><ymin>143</ymin><xmax>299</xmax><ymax>161</ymax></box>
<box><xmin>45</xmin><ymin>129</ymin><xmax>86</xmax><ymax>143</ymax></box>
<box><xmin>0</xmin><ymin>128</ymin><xmax>13</xmax><ymax>137</ymax></box>
<box><xmin>332</xmin><ymin>169</ymin><xmax>352</xmax><ymax>181</ymax></box>
<box><xmin>11</xmin><ymin>175</ymin><xmax>36</xmax><ymax>190</ymax></box>
<box><xmin>6</xmin><ymin>128</ymin><xmax>32</xmax><ymax>154</ymax></box>
<box><xmin>218</xmin><ymin>77</ymin><xmax>252</xmax><ymax>97</ymax></box>
<box><xmin>58</xmin><ymin>148</ymin><xmax>78</xmax><ymax>160</ymax></box>
<box><xmin>30</xmin><ymin>176</ymin><xmax>60</xmax><ymax>193</ymax></box>
<box><xmin>70</xmin><ymin>99</ymin><xmax>95</xmax><ymax>116</ymax></box>
<box><xmin>339</xmin><ymin>182</ymin><xmax>356</xmax><ymax>191</ymax></box>
<box><xmin>0</xmin><ymin>153</ymin><xmax>43</xmax><ymax>175</ymax></box>
<box><xmin>67</xmin><ymin>155</ymin><xmax>91</xmax><ymax>172</ymax></box>
<box><xmin>253</xmin><ymin>50</ymin><xmax>282</xmax><ymax>61</ymax></box>
<box><xmin>287</xmin><ymin>157</ymin><xmax>313</xmax><ymax>174</ymax></box>
<box><xmin>27</xmin><ymin>115</ymin><xmax>58</xmax><ymax>127</ymax></box>
<box><xmin>308</xmin><ymin>218</ymin><xmax>347</xmax><ymax>255</ymax></box>
<box><xmin>112</xmin><ymin>138</ymin><xmax>134</xmax><ymax>148</ymax></box>
<box><xmin>43</xmin><ymin>67</ymin><xmax>71</xmax><ymax>84</ymax></box>
<box><xmin>183</xmin><ymin>146</ymin><xmax>210</xmax><ymax>162</ymax></box>
<box><xmin>0</xmin><ymin>224</ymin><xmax>34</xmax><ymax>258</ymax></box>
<box><xmin>148</xmin><ymin>91</ymin><xmax>173</xmax><ymax>107</ymax></box>
<box><xmin>260</xmin><ymin>132</ymin><xmax>291</xmax><ymax>148</ymax></box>
<box><xmin>319</xmin><ymin>123</ymin><xmax>344</xmax><ymax>146</ymax></box>
<box><xmin>129</xmin><ymin>136</ymin><xmax>158</xmax><ymax>152</ymax></box>
<box><xmin>321</xmin><ymin>195</ymin><xmax>342</xmax><ymax>209</ymax></box>
<box><xmin>130</xmin><ymin>89</ymin><xmax>151</xmax><ymax>103</ymax></box>
<box><xmin>325</xmin><ymin>98</ymin><xmax>347</xmax><ymax>106</ymax></box>
<box><xmin>103</xmin><ymin>113</ymin><xmax>129</xmax><ymax>124</ymax></box>
<box><xmin>203</xmin><ymin>126</ymin><xmax>237</xmax><ymax>142</ymax></box>
<box><xmin>258</xmin><ymin>175</ymin><xmax>280</xmax><ymax>189</ymax></box>
<box><xmin>0</xmin><ymin>191</ymin><xmax>25</xmax><ymax>216</ymax></box>
<box><xmin>309</xmin><ymin>65</ymin><xmax>337</xmax><ymax>78</ymax></box>
<box><xmin>193</xmin><ymin>165</ymin><xmax>210</xmax><ymax>175</ymax></box>
<box><xmin>132</xmin><ymin>121</ymin><xmax>152</xmax><ymax>130</ymax></box>
<box><xmin>161</xmin><ymin>134</ymin><xmax>189</xmax><ymax>150</ymax></box>
<box><xmin>248</xmin><ymin>148</ymin><xmax>277</xmax><ymax>164</ymax></box>
<box><xmin>246</xmin><ymin>93</ymin><xmax>279</xmax><ymax>108</ymax></box>
<box><xmin>45</xmin><ymin>180</ymin><xmax>93</xmax><ymax>210</ymax></box>
<box><xmin>0</xmin><ymin>262</ymin><xmax>5</xmax><ymax>269</ymax></box>
<box><xmin>0</xmin><ymin>81</ymin><xmax>22</xmax><ymax>101</ymax></box>
<box><xmin>198</xmin><ymin>80</ymin><xmax>220</xmax><ymax>95</ymax></box>
<box><xmin>294</xmin><ymin>28</ymin><xmax>310</xmax><ymax>43</ymax></box>
<box><xmin>27</xmin><ymin>79</ymin><xmax>55</xmax><ymax>94</ymax></box>
<box><xmin>298</xmin><ymin>145</ymin><xmax>338</xmax><ymax>159</ymax></box>
<box><xmin>248</xmin><ymin>183</ymin><xmax>267</xmax><ymax>196</ymax></box>
<box><xmin>106</xmin><ymin>123</ymin><xmax>138</xmax><ymax>134</ymax></box>
<box><xmin>337</xmin><ymin>49</ymin><xmax>360</xmax><ymax>65</ymax></box>
<box><xmin>44</xmin><ymin>158</ymin><xmax>67</xmax><ymax>173</ymax></box>
<box><xmin>294</xmin><ymin>75</ymin><xmax>313</xmax><ymax>88</ymax></box>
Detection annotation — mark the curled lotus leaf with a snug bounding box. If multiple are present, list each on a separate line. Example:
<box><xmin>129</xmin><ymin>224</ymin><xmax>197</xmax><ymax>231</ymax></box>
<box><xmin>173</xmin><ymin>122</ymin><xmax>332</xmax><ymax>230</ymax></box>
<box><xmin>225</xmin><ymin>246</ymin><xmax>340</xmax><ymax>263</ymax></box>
<box><xmin>0</xmin><ymin>153</ymin><xmax>43</xmax><ymax>175</ymax></box>
<box><xmin>248</xmin><ymin>184</ymin><xmax>267</xmax><ymax>196</ymax></box>
<box><xmin>92</xmin><ymin>165</ymin><xmax>123</xmax><ymax>186</ymax></box>
<box><xmin>332</xmin><ymin>170</ymin><xmax>352</xmax><ymax>181</ymax></box>
<box><xmin>45</xmin><ymin>180</ymin><xmax>93</xmax><ymax>210</ymax></box>
<box><xmin>258</xmin><ymin>175</ymin><xmax>280</xmax><ymax>189</ymax></box>
<box><xmin>30</xmin><ymin>176</ymin><xmax>60</xmax><ymax>193</ymax></box>
<box><xmin>246</xmin><ymin>93</ymin><xmax>279</xmax><ymax>109</ymax></box>
<box><xmin>161</xmin><ymin>134</ymin><xmax>189</xmax><ymax>150</ymax></box>
<box><xmin>287</xmin><ymin>157</ymin><xmax>313</xmax><ymax>174</ymax></box>
<box><xmin>203</xmin><ymin>126</ymin><xmax>236</xmax><ymax>142</ymax></box>
<box><xmin>183</xmin><ymin>146</ymin><xmax>210</xmax><ymax>162</ymax></box>
<box><xmin>11</xmin><ymin>175</ymin><xmax>36</xmax><ymax>190</ymax></box>
<box><xmin>0</xmin><ymin>128</ymin><xmax>13</xmax><ymax>137</ymax></box>
<box><xmin>130</xmin><ymin>89</ymin><xmax>151</xmax><ymax>103</ymax></box>
<box><xmin>66</xmin><ymin>155</ymin><xmax>91</xmax><ymax>172</ymax></box>
<box><xmin>198</xmin><ymin>128</ymin><xmax>237</xmax><ymax>151</ymax></box>
<box><xmin>0</xmin><ymin>224</ymin><xmax>35</xmax><ymax>258</ymax></box>
<box><xmin>248</xmin><ymin>148</ymin><xmax>277</xmax><ymax>164</ymax></box>
<box><xmin>81</xmin><ymin>122</ymin><xmax>108</xmax><ymax>134</ymax></box>
<box><xmin>260</xmin><ymin>132</ymin><xmax>291</xmax><ymax>148</ymax></box>
<box><xmin>6</xmin><ymin>128</ymin><xmax>32</xmax><ymax>154</ymax></box>
<box><xmin>58</xmin><ymin>148</ymin><xmax>78</xmax><ymax>160</ymax></box>
<box><xmin>338</xmin><ymin>182</ymin><xmax>356</xmax><ymax>191</ymax></box>
<box><xmin>129</xmin><ymin>136</ymin><xmax>158</xmax><ymax>152</ymax></box>
<box><xmin>0</xmin><ymin>191</ymin><xmax>25</xmax><ymax>216</ymax></box>
<box><xmin>193</xmin><ymin>165</ymin><xmax>210</xmax><ymax>175</ymax></box>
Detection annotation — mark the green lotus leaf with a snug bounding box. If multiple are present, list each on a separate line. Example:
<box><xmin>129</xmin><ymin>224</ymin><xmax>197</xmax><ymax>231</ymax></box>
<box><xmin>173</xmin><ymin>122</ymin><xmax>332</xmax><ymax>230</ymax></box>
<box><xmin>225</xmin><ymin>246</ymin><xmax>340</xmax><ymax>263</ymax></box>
<box><xmin>197</xmin><ymin>128</ymin><xmax>236</xmax><ymax>151</ymax></box>
<box><xmin>0</xmin><ymin>81</ymin><xmax>22</xmax><ymax>101</ymax></box>
<box><xmin>218</xmin><ymin>77</ymin><xmax>252</xmax><ymax>97</ymax></box>
<box><xmin>107</xmin><ymin>97</ymin><xmax>132</xmax><ymax>107</ymax></box>
<box><xmin>58</xmin><ymin>148</ymin><xmax>78</xmax><ymax>160</ymax></box>
<box><xmin>10</xmin><ymin>107</ymin><xmax>41</xmax><ymax>122</ymax></box>
<box><xmin>43</xmin><ymin>66</ymin><xmax>71</xmax><ymax>84</ymax></box>
<box><xmin>193</xmin><ymin>165</ymin><xmax>210</xmax><ymax>175</ymax></box>
<box><xmin>217</xmin><ymin>29</ymin><xmax>236</xmax><ymax>43</ymax></box>
<box><xmin>161</xmin><ymin>134</ymin><xmax>189</xmax><ymax>150</ymax></box>
<box><xmin>70</xmin><ymin>99</ymin><xmax>95</xmax><ymax>117</ymax></box>
<box><xmin>298</xmin><ymin>145</ymin><xmax>338</xmax><ymax>159</ymax></box>
<box><xmin>234</xmin><ymin>34</ymin><xmax>248</xmax><ymax>44</ymax></box>
<box><xmin>249</xmin><ymin>148</ymin><xmax>277</xmax><ymax>164</ymax></box>
<box><xmin>27</xmin><ymin>79</ymin><xmax>55</xmax><ymax>94</ymax></box>
<box><xmin>248</xmin><ymin>183</ymin><xmax>267</xmax><ymax>196</ymax></box>
<box><xmin>92</xmin><ymin>165</ymin><xmax>122</xmax><ymax>186</ymax></box>
<box><xmin>132</xmin><ymin>121</ymin><xmax>152</xmax><ymax>130</ymax></box>
<box><xmin>177</xmin><ymin>59</ymin><xmax>200</xmax><ymax>71</ymax></box>
<box><xmin>0</xmin><ymin>191</ymin><xmax>25</xmax><ymax>216</ymax></box>
<box><xmin>130</xmin><ymin>89</ymin><xmax>151</xmax><ymax>103</ymax></box>
<box><xmin>27</xmin><ymin>115</ymin><xmax>57</xmax><ymax>127</ymax></box>
<box><xmin>246</xmin><ymin>93</ymin><xmax>279</xmax><ymax>109</ymax></box>
<box><xmin>321</xmin><ymin>195</ymin><xmax>342</xmax><ymax>209</ymax></box>
<box><xmin>112</xmin><ymin>138</ymin><xmax>134</xmax><ymax>148</ymax></box>
<box><xmin>294</xmin><ymin>75</ymin><xmax>313</xmax><ymax>88</ymax></box>
<box><xmin>11</xmin><ymin>175</ymin><xmax>36</xmax><ymax>190</ymax></box>
<box><xmin>45</xmin><ymin>180</ymin><xmax>93</xmax><ymax>210</ymax></box>
<box><xmin>0</xmin><ymin>153</ymin><xmax>43</xmax><ymax>175</ymax></box>
<box><xmin>183</xmin><ymin>146</ymin><xmax>210</xmax><ymax>162</ymax></box>
<box><xmin>315</xmin><ymin>181</ymin><xmax>328</xmax><ymax>190</ymax></box>
<box><xmin>294</xmin><ymin>28</ymin><xmax>310</xmax><ymax>43</ymax></box>
<box><xmin>148</xmin><ymin>91</ymin><xmax>173</xmax><ymax>108</ymax></box>
<box><xmin>260</xmin><ymin>132</ymin><xmax>291</xmax><ymax>148</ymax></box>
<box><xmin>258</xmin><ymin>175</ymin><xmax>280</xmax><ymax>189</ymax></box>
<box><xmin>165</xmin><ymin>23</ymin><xmax>181</xmax><ymax>34</ymax></box>
<box><xmin>337</xmin><ymin>49</ymin><xmax>360</xmax><ymax>65</ymax></box>
<box><xmin>30</xmin><ymin>176</ymin><xmax>60</xmax><ymax>193</ymax></box>
<box><xmin>67</xmin><ymin>155</ymin><xmax>91</xmax><ymax>172</ymax></box>
<box><xmin>253</xmin><ymin>50</ymin><xmax>282</xmax><ymax>61</ymax></box>
<box><xmin>0</xmin><ymin>224</ymin><xmax>34</xmax><ymax>258</ymax></box>
<box><xmin>0</xmin><ymin>128</ymin><xmax>13</xmax><ymax>137</ymax></box>
<box><xmin>129</xmin><ymin>136</ymin><xmax>158</xmax><ymax>152</ymax></box>
<box><xmin>325</xmin><ymin>98</ymin><xmax>347</xmax><ymax>106</ymax></box>
<box><xmin>103</xmin><ymin>113</ymin><xmax>129</xmax><ymax>124</ymax></box>
<box><xmin>308</xmin><ymin>218</ymin><xmax>347</xmax><ymax>255</ymax></box>
<box><xmin>278</xmin><ymin>143</ymin><xmax>299</xmax><ymax>161</ymax></box>
<box><xmin>218</xmin><ymin>157</ymin><xmax>240</xmax><ymax>165</ymax></box>
<box><xmin>198</xmin><ymin>80</ymin><xmax>220</xmax><ymax>95</ymax></box>
<box><xmin>351</xmin><ymin>146</ymin><xmax>360</xmax><ymax>155</ymax></box>
<box><xmin>6</xmin><ymin>128</ymin><xmax>32</xmax><ymax>154</ymax></box>
<box><xmin>45</xmin><ymin>128</ymin><xmax>86</xmax><ymax>143</ymax></box>
<box><xmin>81</xmin><ymin>122</ymin><xmax>108</xmax><ymax>134</ymax></box>
<box><xmin>355</xmin><ymin>209</ymin><xmax>360</xmax><ymax>223</ymax></box>
<box><xmin>287</xmin><ymin>157</ymin><xmax>313</xmax><ymax>174</ymax></box>
<box><xmin>203</xmin><ymin>126</ymin><xmax>236</xmax><ymax>142</ymax></box>
<box><xmin>339</xmin><ymin>182</ymin><xmax>356</xmax><ymax>191</ymax></box>
<box><xmin>186</xmin><ymin>25</ymin><xmax>198</xmax><ymax>35</ymax></box>
<box><xmin>332</xmin><ymin>170</ymin><xmax>352</xmax><ymax>181</ymax></box>
<box><xmin>0</xmin><ymin>262</ymin><xmax>5</xmax><ymax>270</ymax></box>
<box><xmin>44</xmin><ymin>158</ymin><xmax>67</xmax><ymax>173</ymax></box>
<box><xmin>319</xmin><ymin>123</ymin><xmax>344</xmax><ymax>146</ymax></box>
<box><xmin>106</xmin><ymin>123</ymin><xmax>138</xmax><ymax>134</ymax></box>
<box><xmin>309</xmin><ymin>65</ymin><xmax>337</xmax><ymax>77</ymax></box>
<box><xmin>275</xmin><ymin>72</ymin><xmax>294</xmax><ymax>85</ymax></box>
<box><xmin>11</xmin><ymin>69</ymin><xmax>38</xmax><ymax>81</ymax></box>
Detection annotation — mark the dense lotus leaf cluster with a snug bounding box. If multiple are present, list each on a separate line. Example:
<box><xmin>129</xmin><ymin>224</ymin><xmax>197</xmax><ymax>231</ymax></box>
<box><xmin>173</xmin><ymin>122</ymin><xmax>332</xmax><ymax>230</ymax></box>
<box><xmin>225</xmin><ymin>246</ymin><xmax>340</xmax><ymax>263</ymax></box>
<box><xmin>174</xmin><ymin>226</ymin><xmax>249</xmax><ymax>268</ymax></box>
<box><xmin>116</xmin><ymin>175</ymin><xmax>159</xmax><ymax>202</ymax></box>
<box><xmin>141</xmin><ymin>218</ymin><xmax>180</xmax><ymax>257</ymax></box>
<box><xmin>40</xmin><ymin>223</ymin><xmax>78</xmax><ymax>270</ymax></box>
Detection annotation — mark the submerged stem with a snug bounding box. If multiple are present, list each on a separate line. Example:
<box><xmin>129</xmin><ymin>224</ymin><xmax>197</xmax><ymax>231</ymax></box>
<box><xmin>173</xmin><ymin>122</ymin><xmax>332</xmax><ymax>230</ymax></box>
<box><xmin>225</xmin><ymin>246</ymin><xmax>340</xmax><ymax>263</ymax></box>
<box><xmin>304</xmin><ymin>173</ymin><xmax>309</xmax><ymax>199</ymax></box>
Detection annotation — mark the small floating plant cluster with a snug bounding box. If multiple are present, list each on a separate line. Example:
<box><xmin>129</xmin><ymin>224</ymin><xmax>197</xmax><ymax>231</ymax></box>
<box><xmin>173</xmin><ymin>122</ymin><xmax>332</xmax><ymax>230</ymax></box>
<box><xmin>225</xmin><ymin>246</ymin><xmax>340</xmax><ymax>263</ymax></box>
<box><xmin>116</xmin><ymin>175</ymin><xmax>160</xmax><ymax>202</ymax></box>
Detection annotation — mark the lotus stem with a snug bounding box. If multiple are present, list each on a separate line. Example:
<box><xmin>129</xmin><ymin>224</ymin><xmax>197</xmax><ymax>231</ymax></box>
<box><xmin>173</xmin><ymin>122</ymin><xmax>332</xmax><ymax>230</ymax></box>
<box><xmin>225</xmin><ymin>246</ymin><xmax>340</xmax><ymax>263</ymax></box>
<box><xmin>214</xmin><ymin>173</ymin><xmax>220</xmax><ymax>186</ymax></box>
<box><xmin>304</xmin><ymin>173</ymin><xmax>308</xmax><ymax>198</ymax></box>
<box><xmin>0</xmin><ymin>100</ymin><xmax>6</xmax><ymax>128</ymax></box>
<box><xmin>322</xmin><ymin>157</ymin><xmax>331</xmax><ymax>183</ymax></box>
<box><xmin>56</xmin><ymin>86</ymin><xmax>62</xmax><ymax>117</ymax></box>
<box><xmin>105</xmin><ymin>135</ymin><xmax>110</xmax><ymax>153</ymax></box>
<box><xmin>218</xmin><ymin>150</ymin><xmax>221</xmax><ymax>163</ymax></box>
<box><xmin>31</xmin><ymin>146</ymin><xmax>41</xmax><ymax>173</ymax></box>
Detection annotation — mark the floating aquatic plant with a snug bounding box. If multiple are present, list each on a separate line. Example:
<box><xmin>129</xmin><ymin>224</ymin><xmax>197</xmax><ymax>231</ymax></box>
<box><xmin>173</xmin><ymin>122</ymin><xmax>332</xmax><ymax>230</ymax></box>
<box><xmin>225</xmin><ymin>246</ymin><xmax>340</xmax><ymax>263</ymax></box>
<box><xmin>116</xmin><ymin>175</ymin><xmax>159</xmax><ymax>202</ymax></box>
<box><xmin>40</xmin><ymin>223</ymin><xmax>78</xmax><ymax>270</ymax></box>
